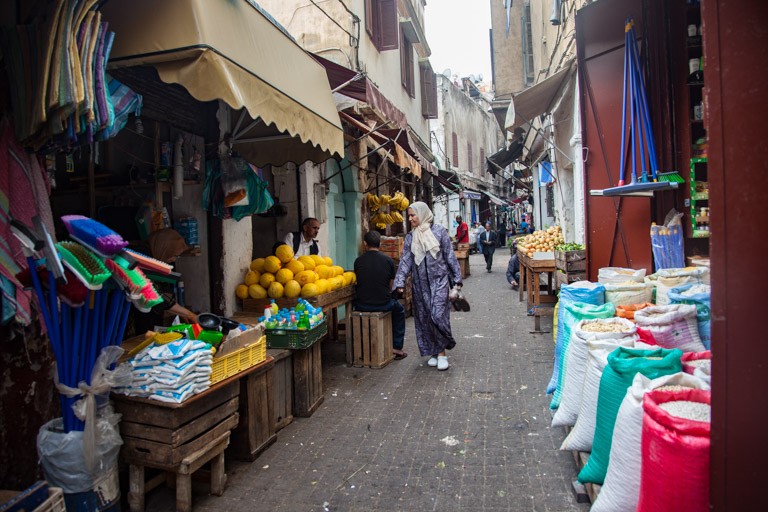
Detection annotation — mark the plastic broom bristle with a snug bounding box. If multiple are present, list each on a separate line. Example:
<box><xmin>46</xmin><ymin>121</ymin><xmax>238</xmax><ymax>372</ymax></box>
<box><xmin>57</xmin><ymin>242</ymin><xmax>111</xmax><ymax>289</ymax></box>
<box><xmin>61</xmin><ymin>215</ymin><xmax>129</xmax><ymax>256</ymax></box>
<box><xmin>124</xmin><ymin>249</ymin><xmax>173</xmax><ymax>274</ymax></box>
<box><xmin>105</xmin><ymin>259</ymin><xmax>146</xmax><ymax>296</ymax></box>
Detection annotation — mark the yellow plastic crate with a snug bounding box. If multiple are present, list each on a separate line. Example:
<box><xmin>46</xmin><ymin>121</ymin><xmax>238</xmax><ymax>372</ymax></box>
<box><xmin>210</xmin><ymin>335</ymin><xmax>267</xmax><ymax>384</ymax></box>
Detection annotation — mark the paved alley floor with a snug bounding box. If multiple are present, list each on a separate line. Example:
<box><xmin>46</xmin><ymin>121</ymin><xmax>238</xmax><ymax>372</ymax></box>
<box><xmin>143</xmin><ymin>253</ymin><xmax>588</xmax><ymax>512</ymax></box>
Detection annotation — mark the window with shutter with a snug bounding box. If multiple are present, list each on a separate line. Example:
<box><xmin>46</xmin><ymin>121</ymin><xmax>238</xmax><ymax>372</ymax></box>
<box><xmin>365</xmin><ymin>0</ymin><xmax>398</xmax><ymax>52</ymax></box>
<box><xmin>452</xmin><ymin>132</ymin><xmax>459</xmax><ymax>168</ymax></box>
<box><xmin>400</xmin><ymin>30</ymin><xmax>415</xmax><ymax>98</ymax></box>
<box><xmin>468</xmin><ymin>142</ymin><xmax>473</xmax><ymax>174</ymax></box>
<box><xmin>420</xmin><ymin>61</ymin><xmax>438</xmax><ymax>119</ymax></box>
<box><xmin>365</xmin><ymin>0</ymin><xmax>374</xmax><ymax>40</ymax></box>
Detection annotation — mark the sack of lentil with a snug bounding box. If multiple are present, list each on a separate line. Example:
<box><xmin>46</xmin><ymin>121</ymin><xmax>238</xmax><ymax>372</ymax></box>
<box><xmin>552</xmin><ymin>318</ymin><xmax>637</xmax><ymax>427</ymax></box>
<box><xmin>598</xmin><ymin>267</ymin><xmax>646</xmax><ymax>284</ymax></box>
<box><xmin>547</xmin><ymin>281</ymin><xmax>607</xmax><ymax>395</ymax></box>
<box><xmin>578</xmin><ymin>347</ymin><xmax>683</xmax><ymax>484</ymax></box>
<box><xmin>668</xmin><ymin>283</ymin><xmax>711</xmax><ymax>349</ymax></box>
<box><xmin>549</xmin><ymin>302</ymin><xmax>616</xmax><ymax>406</ymax></box>
<box><xmin>637</xmin><ymin>389</ymin><xmax>711</xmax><ymax>512</ymax></box>
<box><xmin>615</xmin><ymin>302</ymin><xmax>654</xmax><ymax>321</ymax></box>
<box><xmin>560</xmin><ymin>341</ymin><xmax>614</xmax><ymax>452</ymax></box>
<box><xmin>604</xmin><ymin>282</ymin><xmax>654</xmax><ymax>307</ymax></box>
<box><xmin>591</xmin><ymin>373</ymin><xmax>710</xmax><ymax>512</ymax></box>
<box><xmin>633</xmin><ymin>304</ymin><xmax>704</xmax><ymax>353</ymax></box>
<box><xmin>654</xmin><ymin>267</ymin><xmax>709</xmax><ymax>306</ymax></box>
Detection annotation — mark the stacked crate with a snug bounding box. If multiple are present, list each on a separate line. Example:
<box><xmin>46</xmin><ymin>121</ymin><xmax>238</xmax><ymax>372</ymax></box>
<box><xmin>380</xmin><ymin>236</ymin><xmax>412</xmax><ymax>316</ymax></box>
<box><xmin>555</xmin><ymin>249</ymin><xmax>587</xmax><ymax>286</ymax></box>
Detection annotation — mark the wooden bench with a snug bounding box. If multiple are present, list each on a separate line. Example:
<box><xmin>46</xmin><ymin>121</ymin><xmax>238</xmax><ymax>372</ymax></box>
<box><xmin>350</xmin><ymin>311</ymin><xmax>394</xmax><ymax>368</ymax></box>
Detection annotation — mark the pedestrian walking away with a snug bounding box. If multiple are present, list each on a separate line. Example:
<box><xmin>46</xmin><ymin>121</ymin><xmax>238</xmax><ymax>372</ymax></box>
<box><xmin>353</xmin><ymin>230</ymin><xmax>407</xmax><ymax>359</ymax></box>
<box><xmin>479</xmin><ymin>221</ymin><xmax>497</xmax><ymax>272</ymax></box>
<box><xmin>394</xmin><ymin>202</ymin><xmax>462</xmax><ymax>371</ymax></box>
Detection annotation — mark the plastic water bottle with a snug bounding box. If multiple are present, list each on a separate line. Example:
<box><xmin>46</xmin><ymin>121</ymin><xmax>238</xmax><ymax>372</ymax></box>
<box><xmin>263</xmin><ymin>306</ymin><xmax>272</xmax><ymax>319</ymax></box>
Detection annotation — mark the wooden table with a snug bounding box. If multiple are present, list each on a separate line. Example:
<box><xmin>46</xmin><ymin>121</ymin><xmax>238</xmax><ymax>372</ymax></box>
<box><xmin>517</xmin><ymin>251</ymin><xmax>558</xmax><ymax>333</ymax></box>
<box><xmin>241</xmin><ymin>285</ymin><xmax>356</xmax><ymax>363</ymax></box>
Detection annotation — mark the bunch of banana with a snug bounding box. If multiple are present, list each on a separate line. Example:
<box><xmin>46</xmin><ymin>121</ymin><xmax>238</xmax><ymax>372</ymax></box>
<box><xmin>371</xmin><ymin>212</ymin><xmax>404</xmax><ymax>225</ymax></box>
<box><xmin>379</xmin><ymin>194</ymin><xmax>392</xmax><ymax>204</ymax></box>
<box><xmin>391</xmin><ymin>211</ymin><xmax>404</xmax><ymax>222</ymax></box>
<box><xmin>367</xmin><ymin>193</ymin><xmax>382</xmax><ymax>212</ymax></box>
<box><xmin>385</xmin><ymin>191</ymin><xmax>409</xmax><ymax>211</ymax></box>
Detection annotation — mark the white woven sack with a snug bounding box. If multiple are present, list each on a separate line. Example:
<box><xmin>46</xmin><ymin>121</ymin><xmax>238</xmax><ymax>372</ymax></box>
<box><xmin>604</xmin><ymin>282</ymin><xmax>654</xmax><ymax>307</ymax></box>
<box><xmin>552</xmin><ymin>318</ymin><xmax>638</xmax><ymax>428</ymax></box>
<box><xmin>598</xmin><ymin>267</ymin><xmax>646</xmax><ymax>284</ymax></box>
<box><xmin>634</xmin><ymin>304</ymin><xmax>705</xmax><ymax>352</ymax></box>
<box><xmin>560</xmin><ymin>341</ymin><xmax>615</xmax><ymax>451</ymax></box>
<box><xmin>591</xmin><ymin>372</ymin><xmax>711</xmax><ymax>512</ymax></box>
<box><xmin>694</xmin><ymin>364</ymin><xmax>711</xmax><ymax>385</ymax></box>
<box><xmin>655</xmin><ymin>267</ymin><xmax>710</xmax><ymax>305</ymax></box>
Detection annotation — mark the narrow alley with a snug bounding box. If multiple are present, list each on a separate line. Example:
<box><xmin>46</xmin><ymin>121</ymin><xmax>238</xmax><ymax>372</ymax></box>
<box><xmin>144</xmin><ymin>253</ymin><xmax>587</xmax><ymax>512</ymax></box>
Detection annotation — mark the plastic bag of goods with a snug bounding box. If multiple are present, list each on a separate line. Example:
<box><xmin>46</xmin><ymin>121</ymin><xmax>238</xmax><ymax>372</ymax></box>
<box><xmin>668</xmin><ymin>283</ymin><xmax>711</xmax><ymax>349</ymax></box>
<box><xmin>615</xmin><ymin>302</ymin><xmax>654</xmax><ymax>321</ymax></box>
<box><xmin>578</xmin><ymin>347</ymin><xmax>683</xmax><ymax>484</ymax></box>
<box><xmin>655</xmin><ymin>267</ymin><xmax>709</xmax><ymax>305</ymax></box>
<box><xmin>549</xmin><ymin>302</ymin><xmax>616</xmax><ymax>406</ymax></box>
<box><xmin>560</xmin><ymin>341</ymin><xmax>615</xmax><ymax>452</ymax></box>
<box><xmin>637</xmin><ymin>388</ymin><xmax>711</xmax><ymax>512</ymax></box>
<box><xmin>605</xmin><ymin>281</ymin><xmax>654</xmax><ymax>307</ymax></box>
<box><xmin>598</xmin><ymin>267</ymin><xmax>646</xmax><ymax>284</ymax></box>
<box><xmin>634</xmin><ymin>304</ymin><xmax>704</xmax><ymax>352</ymax></box>
<box><xmin>548</xmin><ymin>281</ymin><xmax>607</xmax><ymax>395</ymax></box>
<box><xmin>552</xmin><ymin>318</ymin><xmax>637</xmax><ymax>428</ymax></box>
<box><xmin>592</xmin><ymin>372</ymin><xmax>710</xmax><ymax>512</ymax></box>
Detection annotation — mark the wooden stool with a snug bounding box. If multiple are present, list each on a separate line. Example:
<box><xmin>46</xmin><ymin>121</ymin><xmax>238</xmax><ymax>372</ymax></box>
<box><xmin>350</xmin><ymin>311</ymin><xmax>394</xmax><ymax>368</ymax></box>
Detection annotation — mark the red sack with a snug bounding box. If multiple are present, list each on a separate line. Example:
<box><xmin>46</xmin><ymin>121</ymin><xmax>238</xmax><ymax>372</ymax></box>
<box><xmin>637</xmin><ymin>389</ymin><xmax>711</xmax><ymax>512</ymax></box>
<box><xmin>636</xmin><ymin>326</ymin><xmax>657</xmax><ymax>346</ymax></box>
<box><xmin>682</xmin><ymin>350</ymin><xmax>712</xmax><ymax>374</ymax></box>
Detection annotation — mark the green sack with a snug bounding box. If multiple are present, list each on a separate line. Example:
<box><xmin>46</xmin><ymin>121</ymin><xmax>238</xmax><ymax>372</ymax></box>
<box><xmin>550</xmin><ymin>302</ymin><xmax>616</xmax><ymax>409</ymax></box>
<box><xmin>578</xmin><ymin>346</ymin><xmax>683</xmax><ymax>485</ymax></box>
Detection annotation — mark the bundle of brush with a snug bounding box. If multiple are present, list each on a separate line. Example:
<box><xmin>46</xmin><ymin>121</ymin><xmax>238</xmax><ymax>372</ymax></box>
<box><xmin>449</xmin><ymin>285</ymin><xmax>470</xmax><ymax>312</ymax></box>
<box><xmin>12</xmin><ymin>215</ymin><xmax>166</xmax><ymax>432</ymax></box>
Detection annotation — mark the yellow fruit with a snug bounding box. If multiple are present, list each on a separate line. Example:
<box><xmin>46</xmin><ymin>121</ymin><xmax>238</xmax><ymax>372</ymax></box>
<box><xmin>250</xmin><ymin>258</ymin><xmax>266</xmax><ymax>272</ymax></box>
<box><xmin>301</xmin><ymin>283</ymin><xmax>319</xmax><ymax>298</ymax></box>
<box><xmin>314</xmin><ymin>278</ymin><xmax>329</xmax><ymax>294</ymax></box>
<box><xmin>297</xmin><ymin>255</ymin><xmax>315</xmax><ymax>271</ymax></box>
<box><xmin>275</xmin><ymin>268</ymin><xmax>294</xmax><ymax>285</ymax></box>
<box><xmin>310</xmin><ymin>254</ymin><xmax>324</xmax><ymax>266</ymax></box>
<box><xmin>342</xmin><ymin>271</ymin><xmax>355</xmax><ymax>286</ymax></box>
<box><xmin>259</xmin><ymin>272</ymin><xmax>276</xmax><ymax>288</ymax></box>
<box><xmin>268</xmin><ymin>281</ymin><xmax>284</xmax><ymax>298</ymax></box>
<box><xmin>331</xmin><ymin>265</ymin><xmax>345</xmax><ymax>277</ymax></box>
<box><xmin>244</xmin><ymin>270</ymin><xmax>260</xmax><ymax>286</ymax></box>
<box><xmin>331</xmin><ymin>276</ymin><xmax>344</xmax><ymax>290</ymax></box>
<box><xmin>235</xmin><ymin>284</ymin><xmax>249</xmax><ymax>299</ymax></box>
<box><xmin>284</xmin><ymin>280</ymin><xmax>301</xmax><ymax>298</ymax></box>
<box><xmin>286</xmin><ymin>259</ymin><xmax>305</xmax><ymax>275</ymax></box>
<box><xmin>264</xmin><ymin>255</ymin><xmax>282</xmax><ymax>273</ymax></box>
<box><xmin>323</xmin><ymin>256</ymin><xmax>333</xmax><ymax>266</ymax></box>
<box><xmin>295</xmin><ymin>270</ymin><xmax>316</xmax><ymax>286</ymax></box>
<box><xmin>274</xmin><ymin>244</ymin><xmax>295</xmax><ymax>264</ymax></box>
<box><xmin>248</xmin><ymin>284</ymin><xmax>267</xmax><ymax>299</ymax></box>
<box><xmin>315</xmin><ymin>264</ymin><xmax>331</xmax><ymax>279</ymax></box>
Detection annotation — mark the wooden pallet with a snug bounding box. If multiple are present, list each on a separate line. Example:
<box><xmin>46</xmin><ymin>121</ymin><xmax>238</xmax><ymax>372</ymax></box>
<box><xmin>563</xmin><ymin>426</ymin><xmax>601</xmax><ymax>504</ymax></box>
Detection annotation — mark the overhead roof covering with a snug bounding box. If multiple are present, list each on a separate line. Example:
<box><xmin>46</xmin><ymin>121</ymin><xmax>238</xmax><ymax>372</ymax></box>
<box><xmin>103</xmin><ymin>0</ymin><xmax>344</xmax><ymax>165</ymax></box>
<box><xmin>482</xmin><ymin>190</ymin><xmax>506</xmax><ymax>206</ymax></box>
<box><xmin>486</xmin><ymin>139</ymin><xmax>524</xmax><ymax>176</ymax></box>
<box><xmin>505</xmin><ymin>61</ymin><xmax>575</xmax><ymax>132</ymax></box>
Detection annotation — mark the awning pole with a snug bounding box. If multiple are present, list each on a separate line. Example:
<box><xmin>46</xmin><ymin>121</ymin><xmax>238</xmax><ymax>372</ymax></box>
<box><xmin>487</xmin><ymin>158</ymin><xmax>532</xmax><ymax>191</ymax></box>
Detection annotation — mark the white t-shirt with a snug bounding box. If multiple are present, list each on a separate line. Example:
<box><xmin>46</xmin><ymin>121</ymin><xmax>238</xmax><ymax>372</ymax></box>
<box><xmin>283</xmin><ymin>232</ymin><xmax>320</xmax><ymax>257</ymax></box>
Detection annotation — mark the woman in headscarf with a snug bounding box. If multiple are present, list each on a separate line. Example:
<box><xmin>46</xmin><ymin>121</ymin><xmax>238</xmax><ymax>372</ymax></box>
<box><xmin>394</xmin><ymin>202</ymin><xmax>463</xmax><ymax>370</ymax></box>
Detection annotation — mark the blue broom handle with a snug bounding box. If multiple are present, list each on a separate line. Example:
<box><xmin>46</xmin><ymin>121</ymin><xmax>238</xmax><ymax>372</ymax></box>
<box><xmin>629</xmin><ymin>25</ymin><xmax>660</xmax><ymax>179</ymax></box>
<box><xmin>628</xmin><ymin>34</ymin><xmax>638</xmax><ymax>185</ymax></box>
<box><xmin>629</xmin><ymin>27</ymin><xmax>651</xmax><ymax>181</ymax></box>
<box><xmin>618</xmin><ymin>20</ymin><xmax>631</xmax><ymax>186</ymax></box>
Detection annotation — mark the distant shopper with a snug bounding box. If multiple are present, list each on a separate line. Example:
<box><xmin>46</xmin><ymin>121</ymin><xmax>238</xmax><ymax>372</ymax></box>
<box><xmin>519</xmin><ymin>218</ymin><xmax>529</xmax><ymax>234</ymax></box>
<box><xmin>283</xmin><ymin>217</ymin><xmax>321</xmax><ymax>256</ymax></box>
<box><xmin>475</xmin><ymin>222</ymin><xmax>485</xmax><ymax>252</ymax></box>
<box><xmin>507</xmin><ymin>253</ymin><xmax>520</xmax><ymax>289</ymax></box>
<box><xmin>353</xmin><ymin>231</ymin><xmax>407</xmax><ymax>360</ymax></box>
<box><xmin>394</xmin><ymin>202</ymin><xmax>462</xmax><ymax>371</ymax></box>
<box><xmin>479</xmin><ymin>222</ymin><xmax>497</xmax><ymax>272</ymax></box>
<box><xmin>455</xmin><ymin>215</ymin><xmax>469</xmax><ymax>244</ymax></box>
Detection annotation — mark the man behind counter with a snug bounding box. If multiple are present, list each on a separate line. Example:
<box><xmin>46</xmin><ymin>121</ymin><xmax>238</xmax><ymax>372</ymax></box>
<box><xmin>353</xmin><ymin>231</ymin><xmax>407</xmax><ymax>360</ymax></box>
<box><xmin>283</xmin><ymin>217</ymin><xmax>321</xmax><ymax>257</ymax></box>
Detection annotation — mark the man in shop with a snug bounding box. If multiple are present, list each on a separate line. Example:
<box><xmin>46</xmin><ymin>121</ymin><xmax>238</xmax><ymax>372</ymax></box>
<box><xmin>479</xmin><ymin>222</ymin><xmax>497</xmax><ymax>272</ymax></box>
<box><xmin>353</xmin><ymin>231</ymin><xmax>407</xmax><ymax>359</ymax></box>
<box><xmin>283</xmin><ymin>217</ymin><xmax>321</xmax><ymax>257</ymax></box>
<box><xmin>455</xmin><ymin>215</ymin><xmax>469</xmax><ymax>244</ymax></box>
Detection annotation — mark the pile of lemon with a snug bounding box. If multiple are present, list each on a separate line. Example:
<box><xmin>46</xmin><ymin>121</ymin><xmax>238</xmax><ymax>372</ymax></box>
<box><xmin>235</xmin><ymin>244</ymin><xmax>356</xmax><ymax>300</ymax></box>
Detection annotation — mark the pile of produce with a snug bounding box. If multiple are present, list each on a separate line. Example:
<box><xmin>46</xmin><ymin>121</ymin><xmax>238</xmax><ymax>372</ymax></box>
<box><xmin>368</xmin><ymin>191</ymin><xmax>409</xmax><ymax>229</ymax></box>
<box><xmin>517</xmin><ymin>226</ymin><xmax>565</xmax><ymax>256</ymax></box>
<box><xmin>235</xmin><ymin>244</ymin><xmax>355</xmax><ymax>300</ymax></box>
<box><xmin>555</xmin><ymin>242</ymin><xmax>586</xmax><ymax>251</ymax></box>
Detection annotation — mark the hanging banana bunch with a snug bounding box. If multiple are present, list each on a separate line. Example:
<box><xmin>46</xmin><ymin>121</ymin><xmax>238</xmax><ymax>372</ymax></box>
<box><xmin>368</xmin><ymin>191</ymin><xmax>410</xmax><ymax>227</ymax></box>
<box><xmin>366</xmin><ymin>193</ymin><xmax>382</xmax><ymax>212</ymax></box>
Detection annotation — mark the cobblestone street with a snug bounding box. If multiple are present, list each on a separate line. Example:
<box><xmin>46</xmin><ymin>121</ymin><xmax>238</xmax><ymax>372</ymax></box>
<box><xmin>144</xmin><ymin>253</ymin><xmax>588</xmax><ymax>511</ymax></box>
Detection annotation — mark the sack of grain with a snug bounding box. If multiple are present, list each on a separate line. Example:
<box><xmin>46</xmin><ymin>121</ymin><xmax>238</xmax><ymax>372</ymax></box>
<box><xmin>547</xmin><ymin>281</ymin><xmax>607</xmax><ymax>395</ymax></box>
<box><xmin>655</xmin><ymin>267</ymin><xmax>709</xmax><ymax>305</ymax></box>
<box><xmin>549</xmin><ymin>302</ymin><xmax>616</xmax><ymax>407</ymax></box>
<box><xmin>668</xmin><ymin>283</ymin><xmax>711</xmax><ymax>349</ymax></box>
<box><xmin>578</xmin><ymin>347</ymin><xmax>683</xmax><ymax>485</ymax></box>
<box><xmin>598</xmin><ymin>267</ymin><xmax>646</xmax><ymax>284</ymax></box>
<box><xmin>634</xmin><ymin>304</ymin><xmax>704</xmax><ymax>352</ymax></box>
<box><xmin>637</xmin><ymin>389</ymin><xmax>711</xmax><ymax>512</ymax></box>
<box><xmin>591</xmin><ymin>373</ymin><xmax>710</xmax><ymax>512</ymax></box>
<box><xmin>615</xmin><ymin>302</ymin><xmax>654</xmax><ymax>321</ymax></box>
<box><xmin>560</xmin><ymin>342</ymin><xmax>614</xmax><ymax>452</ymax></box>
<box><xmin>552</xmin><ymin>318</ymin><xmax>637</xmax><ymax>428</ymax></box>
<box><xmin>682</xmin><ymin>350</ymin><xmax>711</xmax><ymax>375</ymax></box>
<box><xmin>605</xmin><ymin>282</ymin><xmax>654</xmax><ymax>307</ymax></box>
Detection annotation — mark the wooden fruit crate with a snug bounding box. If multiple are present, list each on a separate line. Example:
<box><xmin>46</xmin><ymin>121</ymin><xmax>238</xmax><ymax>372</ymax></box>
<box><xmin>267</xmin><ymin>348</ymin><xmax>294</xmax><ymax>431</ymax></box>
<box><xmin>229</xmin><ymin>357</ymin><xmax>276</xmax><ymax>461</ymax></box>
<box><xmin>556</xmin><ymin>270</ymin><xmax>587</xmax><ymax>286</ymax></box>
<box><xmin>293</xmin><ymin>341</ymin><xmax>324</xmax><ymax>417</ymax></box>
<box><xmin>350</xmin><ymin>311</ymin><xmax>394</xmax><ymax>369</ymax></box>
<box><xmin>555</xmin><ymin>249</ymin><xmax>587</xmax><ymax>272</ymax></box>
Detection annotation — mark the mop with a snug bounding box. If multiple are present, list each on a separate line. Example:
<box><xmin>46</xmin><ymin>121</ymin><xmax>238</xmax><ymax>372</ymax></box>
<box><xmin>603</xmin><ymin>19</ymin><xmax>679</xmax><ymax>196</ymax></box>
